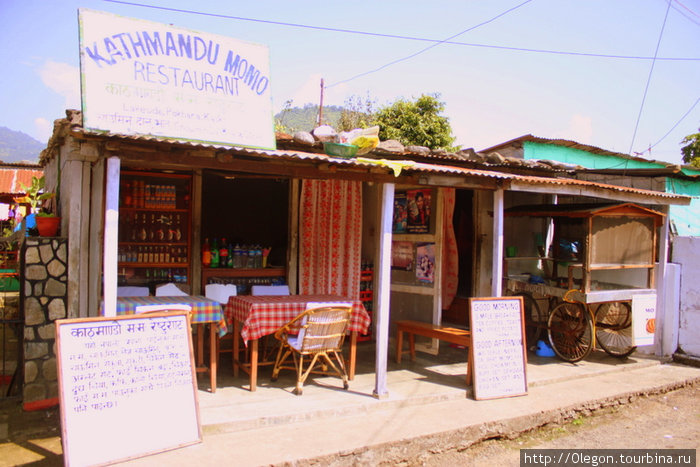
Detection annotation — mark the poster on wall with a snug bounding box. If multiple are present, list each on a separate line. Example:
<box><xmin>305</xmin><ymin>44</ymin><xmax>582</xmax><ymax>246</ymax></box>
<box><xmin>78</xmin><ymin>9</ymin><xmax>275</xmax><ymax>150</ymax></box>
<box><xmin>632</xmin><ymin>294</ymin><xmax>657</xmax><ymax>346</ymax></box>
<box><xmin>406</xmin><ymin>189</ymin><xmax>430</xmax><ymax>233</ymax></box>
<box><xmin>392</xmin><ymin>192</ymin><xmax>407</xmax><ymax>234</ymax></box>
<box><xmin>415</xmin><ymin>242</ymin><xmax>435</xmax><ymax>283</ymax></box>
<box><xmin>391</xmin><ymin>241</ymin><xmax>414</xmax><ymax>271</ymax></box>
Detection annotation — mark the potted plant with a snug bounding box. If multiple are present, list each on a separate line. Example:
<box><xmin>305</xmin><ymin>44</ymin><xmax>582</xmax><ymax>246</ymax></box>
<box><xmin>19</xmin><ymin>175</ymin><xmax>60</xmax><ymax>237</ymax></box>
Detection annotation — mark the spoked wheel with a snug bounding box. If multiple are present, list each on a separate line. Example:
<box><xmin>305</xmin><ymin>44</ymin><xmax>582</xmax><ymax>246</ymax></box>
<box><xmin>595</xmin><ymin>301</ymin><xmax>636</xmax><ymax>358</ymax></box>
<box><xmin>547</xmin><ymin>301</ymin><xmax>593</xmax><ymax>363</ymax></box>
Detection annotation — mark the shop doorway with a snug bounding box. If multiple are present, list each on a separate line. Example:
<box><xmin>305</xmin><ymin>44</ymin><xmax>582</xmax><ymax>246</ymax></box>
<box><xmin>442</xmin><ymin>189</ymin><xmax>474</xmax><ymax>326</ymax></box>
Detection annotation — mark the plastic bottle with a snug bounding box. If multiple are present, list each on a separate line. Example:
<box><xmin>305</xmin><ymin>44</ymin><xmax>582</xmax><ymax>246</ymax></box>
<box><xmin>210</xmin><ymin>238</ymin><xmax>220</xmax><ymax>268</ymax></box>
<box><xmin>219</xmin><ymin>238</ymin><xmax>229</xmax><ymax>268</ymax></box>
<box><xmin>202</xmin><ymin>238</ymin><xmax>211</xmax><ymax>267</ymax></box>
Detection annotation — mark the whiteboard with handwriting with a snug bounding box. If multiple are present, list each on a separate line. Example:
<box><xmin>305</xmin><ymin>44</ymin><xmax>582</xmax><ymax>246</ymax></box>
<box><xmin>469</xmin><ymin>297</ymin><xmax>528</xmax><ymax>400</ymax></box>
<box><xmin>56</xmin><ymin>312</ymin><xmax>201</xmax><ymax>466</ymax></box>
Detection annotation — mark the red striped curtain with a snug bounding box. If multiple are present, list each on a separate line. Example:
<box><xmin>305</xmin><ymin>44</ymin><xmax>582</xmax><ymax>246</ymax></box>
<box><xmin>441</xmin><ymin>188</ymin><xmax>458</xmax><ymax>310</ymax></box>
<box><xmin>299</xmin><ymin>179</ymin><xmax>362</xmax><ymax>298</ymax></box>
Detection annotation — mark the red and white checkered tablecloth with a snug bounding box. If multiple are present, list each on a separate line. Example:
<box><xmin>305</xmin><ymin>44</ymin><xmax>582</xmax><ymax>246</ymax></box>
<box><xmin>224</xmin><ymin>295</ymin><xmax>370</xmax><ymax>343</ymax></box>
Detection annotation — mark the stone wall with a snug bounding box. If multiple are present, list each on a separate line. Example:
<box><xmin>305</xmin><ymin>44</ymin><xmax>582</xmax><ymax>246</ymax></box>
<box><xmin>23</xmin><ymin>238</ymin><xmax>67</xmax><ymax>406</ymax></box>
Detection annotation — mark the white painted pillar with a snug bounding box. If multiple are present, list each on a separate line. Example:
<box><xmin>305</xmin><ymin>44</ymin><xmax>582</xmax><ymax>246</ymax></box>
<box><xmin>491</xmin><ymin>189</ymin><xmax>504</xmax><ymax>297</ymax></box>
<box><xmin>102</xmin><ymin>157</ymin><xmax>120</xmax><ymax>317</ymax></box>
<box><xmin>657</xmin><ymin>205</ymin><xmax>672</xmax><ymax>356</ymax></box>
<box><xmin>373</xmin><ymin>182</ymin><xmax>394</xmax><ymax>399</ymax></box>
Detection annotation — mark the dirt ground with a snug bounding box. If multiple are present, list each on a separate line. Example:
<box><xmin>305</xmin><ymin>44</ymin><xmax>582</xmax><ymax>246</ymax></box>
<box><xmin>398</xmin><ymin>382</ymin><xmax>700</xmax><ymax>467</ymax></box>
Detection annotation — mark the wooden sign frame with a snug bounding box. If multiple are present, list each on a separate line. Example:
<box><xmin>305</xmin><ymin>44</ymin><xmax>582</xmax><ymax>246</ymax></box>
<box><xmin>56</xmin><ymin>312</ymin><xmax>201</xmax><ymax>466</ymax></box>
<box><xmin>469</xmin><ymin>296</ymin><xmax>528</xmax><ymax>400</ymax></box>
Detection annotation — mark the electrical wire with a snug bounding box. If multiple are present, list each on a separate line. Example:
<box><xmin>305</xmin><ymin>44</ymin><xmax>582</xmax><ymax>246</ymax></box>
<box><xmin>635</xmin><ymin>97</ymin><xmax>700</xmax><ymax>156</ymax></box>
<box><xmin>102</xmin><ymin>0</ymin><xmax>700</xmax><ymax>62</ymax></box>
<box><xmin>628</xmin><ymin>0</ymin><xmax>673</xmax><ymax>155</ymax></box>
<box><xmin>326</xmin><ymin>0</ymin><xmax>533</xmax><ymax>88</ymax></box>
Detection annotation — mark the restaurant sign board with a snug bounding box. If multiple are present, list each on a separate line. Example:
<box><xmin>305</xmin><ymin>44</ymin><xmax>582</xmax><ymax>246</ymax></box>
<box><xmin>78</xmin><ymin>8</ymin><xmax>275</xmax><ymax>150</ymax></box>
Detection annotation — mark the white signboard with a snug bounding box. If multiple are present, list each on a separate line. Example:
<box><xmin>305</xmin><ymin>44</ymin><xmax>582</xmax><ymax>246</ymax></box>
<box><xmin>632</xmin><ymin>294</ymin><xmax>657</xmax><ymax>346</ymax></box>
<box><xmin>56</xmin><ymin>313</ymin><xmax>201</xmax><ymax>466</ymax></box>
<box><xmin>469</xmin><ymin>297</ymin><xmax>528</xmax><ymax>400</ymax></box>
<box><xmin>79</xmin><ymin>8</ymin><xmax>275</xmax><ymax>149</ymax></box>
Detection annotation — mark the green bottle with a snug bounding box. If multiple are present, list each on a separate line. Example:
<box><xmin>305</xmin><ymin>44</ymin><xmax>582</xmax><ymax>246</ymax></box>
<box><xmin>210</xmin><ymin>238</ymin><xmax>220</xmax><ymax>268</ymax></box>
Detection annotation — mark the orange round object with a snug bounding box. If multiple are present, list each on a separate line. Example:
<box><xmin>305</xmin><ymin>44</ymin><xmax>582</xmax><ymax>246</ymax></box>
<box><xmin>646</xmin><ymin>318</ymin><xmax>656</xmax><ymax>334</ymax></box>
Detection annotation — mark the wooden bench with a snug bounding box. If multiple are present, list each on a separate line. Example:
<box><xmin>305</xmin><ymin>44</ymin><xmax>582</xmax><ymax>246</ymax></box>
<box><xmin>395</xmin><ymin>320</ymin><xmax>473</xmax><ymax>385</ymax></box>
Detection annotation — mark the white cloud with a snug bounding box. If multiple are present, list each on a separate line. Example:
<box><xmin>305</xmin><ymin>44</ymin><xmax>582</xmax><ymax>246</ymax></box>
<box><xmin>34</xmin><ymin>118</ymin><xmax>53</xmax><ymax>143</ymax></box>
<box><xmin>558</xmin><ymin>114</ymin><xmax>593</xmax><ymax>143</ymax></box>
<box><xmin>39</xmin><ymin>60</ymin><xmax>80</xmax><ymax>109</ymax></box>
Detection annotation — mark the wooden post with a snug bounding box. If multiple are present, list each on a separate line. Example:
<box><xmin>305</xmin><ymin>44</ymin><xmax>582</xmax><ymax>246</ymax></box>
<box><xmin>491</xmin><ymin>188</ymin><xmax>504</xmax><ymax>297</ymax></box>
<box><xmin>373</xmin><ymin>182</ymin><xmax>394</xmax><ymax>399</ymax></box>
<box><xmin>657</xmin><ymin>204</ymin><xmax>671</xmax><ymax>356</ymax></box>
<box><xmin>102</xmin><ymin>157</ymin><xmax>120</xmax><ymax>317</ymax></box>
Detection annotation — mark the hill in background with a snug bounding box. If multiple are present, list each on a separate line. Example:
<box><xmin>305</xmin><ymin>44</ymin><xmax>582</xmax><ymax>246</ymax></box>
<box><xmin>274</xmin><ymin>105</ymin><xmax>344</xmax><ymax>134</ymax></box>
<box><xmin>0</xmin><ymin>127</ymin><xmax>43</xmax><ymax>163</ymax></box>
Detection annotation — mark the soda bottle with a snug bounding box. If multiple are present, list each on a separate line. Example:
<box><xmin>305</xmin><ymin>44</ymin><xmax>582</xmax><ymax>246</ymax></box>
<box><xmin>210</xmin><ymin>238</ymin><xmax>220</xmax><ymax>268</ymax></box>
<box><xmin>202</xmin><ymin>238</ymin><xmax>211</xmax><ymax>267</ymax></box>
<box><xmin>219</xmin><ymin>239</ymin><xmax>229</xmax><ymax>268</ymax></box>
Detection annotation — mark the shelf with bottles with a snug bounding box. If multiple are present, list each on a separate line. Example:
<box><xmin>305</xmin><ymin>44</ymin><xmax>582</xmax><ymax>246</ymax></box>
<box><xmin>118</xmin><ymin>267</ymin><xmax>189</xmax><ymax>289</ymax></box>
<box><xmin>201</xmin><ymin>238</ymin><xmax>272</xmax><ymax>270</ymax></box>
<box><xmin>120</xmin><ymin>171</ymin><xmax>191</xmax><ymax>211</ymax></box>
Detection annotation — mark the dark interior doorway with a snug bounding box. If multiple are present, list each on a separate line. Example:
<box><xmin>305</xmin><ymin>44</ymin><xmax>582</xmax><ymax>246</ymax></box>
<box><xmin>442</xmin><ymin>189</ymin><xmax>474</xmax><ymax>326</ymax></box>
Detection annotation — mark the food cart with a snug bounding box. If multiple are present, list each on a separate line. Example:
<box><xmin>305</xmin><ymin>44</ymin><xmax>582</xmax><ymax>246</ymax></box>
<box><xmin>504</xmin><ymin>203</ymin><xmax>664</xmax><ymax>362</ymax></box>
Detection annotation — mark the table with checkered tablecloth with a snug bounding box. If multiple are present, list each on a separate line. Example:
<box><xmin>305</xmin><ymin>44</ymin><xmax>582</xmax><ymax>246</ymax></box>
<box><xmin>106</xmin><ymin>295</ymin><xmax>227</xmax><ymax>393</ymax></box>
<box><xmin>223</xmin><ymin>294</ymin><xmax>371</xmax><ymax>391</ymax></box>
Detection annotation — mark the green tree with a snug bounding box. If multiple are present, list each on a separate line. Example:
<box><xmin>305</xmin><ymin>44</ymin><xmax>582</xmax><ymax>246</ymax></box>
<box><xmin>338</xmin><ymin>93</ymin><xmax>376</xmax><ymax>132</ymax></box>
<box><xmin>680</xmin><ymin>128</ymin><xmax>700</xmax><ymax>168</ymax></box>
<box><xmin>371</xmin><ymin>93</ymin><xmax>456</xmax><ymax>150</ymax></box>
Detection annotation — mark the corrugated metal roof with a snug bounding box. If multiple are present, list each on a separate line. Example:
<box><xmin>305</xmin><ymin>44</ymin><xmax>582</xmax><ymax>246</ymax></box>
<box><xmin>51</xmin><ymin>124</ymin><xmax>689</xmax><ymax>204</ymax></box>
<box><xmin>0</xmin><ymin>166</ymin><xmax>43</xmax><ymax>196</ymax></box>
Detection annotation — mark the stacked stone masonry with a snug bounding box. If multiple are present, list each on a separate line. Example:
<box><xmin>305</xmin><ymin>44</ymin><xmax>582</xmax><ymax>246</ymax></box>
<box><xmin>23</xmin><ymin>238</ymin><xmax>67</xmax><ymax>404</ymax></box>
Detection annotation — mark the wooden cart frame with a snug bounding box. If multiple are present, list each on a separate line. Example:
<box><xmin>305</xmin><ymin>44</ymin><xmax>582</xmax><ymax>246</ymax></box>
<box><xmin>504</xmin><ymin>203</ymin><xmax>664</xmax><ymax>362</ymax></box>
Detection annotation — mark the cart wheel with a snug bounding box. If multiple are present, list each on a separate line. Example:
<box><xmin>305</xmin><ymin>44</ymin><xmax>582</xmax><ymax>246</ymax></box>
<box><xmin>516</xmin><ymin>292</ymin><xmax>545</xmax><ymax>349</ymax></box>
<box><xmin>547</xmin><ymin>301</ymin><xmax>593</xmax><ymax>363</ymax></box>
<box><xmin>595</xmin><ymin>301</ymin><xmax>636</xmax><ymax>358</ymax></box>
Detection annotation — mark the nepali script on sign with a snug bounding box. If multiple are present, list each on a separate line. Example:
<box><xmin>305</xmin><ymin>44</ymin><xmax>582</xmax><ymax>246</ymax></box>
<box><xmin>56</xmin><ymin>313</ymin><xmax>201</xmax><ymax>466</ymax></box>
<box><xmin>78</xmin><ymin>8</ymin><xmax>275</xmax><ymax>149</ymax></box>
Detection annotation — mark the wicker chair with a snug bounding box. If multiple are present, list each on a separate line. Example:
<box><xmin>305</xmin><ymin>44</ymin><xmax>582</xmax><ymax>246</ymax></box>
<box><xmin>271</xmin><ymin>303</ymin><xmax>352</xmax><ymax>395</ymax></box>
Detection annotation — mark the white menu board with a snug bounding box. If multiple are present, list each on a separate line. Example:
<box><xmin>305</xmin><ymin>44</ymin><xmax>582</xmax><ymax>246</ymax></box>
<box><xmin>469</xmin><ymin>297</ymin><xmax>528</xmax><ymax>400</ymax></box>
<box><xmin>56</xmin><ymin>312</ymin><xmax>201</xmax><ymax>466</ymax></box>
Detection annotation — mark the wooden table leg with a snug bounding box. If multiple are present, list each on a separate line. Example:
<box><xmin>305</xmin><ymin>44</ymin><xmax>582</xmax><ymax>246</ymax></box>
<box><xmin>250</xmin><ymin>338</ymin><xmax>258</xmax><ymax>392</ymax></box>
<box><xmin>209</xmin><ymin>324</ymin><xmax>217</xmax><ymax>393</ymax></box>
<box><xmin>409</xmin><ymin>333</ymin><xmax>416</xmax><ymax>361</ymax></box>
<box><xmin>197</xmin><ymin>324</ymin><xmax>205</xmax><ymax>368</ymax></box>
<box><xmin>233</xmin><ymin>320</ymin><xmax>240</xmax><ymax>378</ymax></box>
<box><xmin>396</xmin><ymin>329</ymin><xmax>404</xmax><ymax>364</ymax></box>
<box><xmin>348</xmin><ymin>331</ymin><xmax>357</xmax><ymax>380</ymax></box>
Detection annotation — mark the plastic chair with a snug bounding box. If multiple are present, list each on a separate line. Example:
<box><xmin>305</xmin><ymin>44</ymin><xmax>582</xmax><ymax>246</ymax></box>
<box><xmin>155</xmin><ymin>282</ymin><xmax>188</xmax><ymax>296</ymax></box>
<box><xmin>205</xmin><ymin>283</ymin><xmax>237</xmax><ymax>304</ymax></box>
<box><xmin>205</xmin><ymin>283</ymin><xmax>238</xmax><ymax>364</ymax></box>
<box><xmin>117</xmin><ymin>286</ymin><xmax>150</xmax><ymax>297</ymax></box>
<box><xmin>250</xmin><ymin>285</ymin><xmax>290</xmax><ymax>296</ymax></box>
<box><xmin>270</xmin><ymin>302</ymin><xmax>352</xmax><ymax>395</ymax></box>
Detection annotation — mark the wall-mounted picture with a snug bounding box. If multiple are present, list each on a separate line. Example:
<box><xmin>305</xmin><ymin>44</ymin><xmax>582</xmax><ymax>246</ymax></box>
<box><xmin>391</xmin><ymin>241</ymin><xmax>414</xmax><ymax>271</ymax></box>
<box><xmin>392</xmin><ymin>192</ymin><xmax>407</xmax><ymax>234</ymax></box>
<box><xmin>407</xmin><ymin>189</ymin><xmax>431</xmax><ymax>233</ymax></box>
<box><xmin>416</xmin><ymin>242</ymin><xmax>435</xmax><ymax>283</ymax></box>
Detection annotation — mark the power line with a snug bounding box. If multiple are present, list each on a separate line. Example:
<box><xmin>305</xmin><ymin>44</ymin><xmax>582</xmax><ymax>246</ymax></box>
<box><xmin>327</xmin><ymin>0</ymin><xmax>534</xmax><ymax>88</ymax></box>
<box><xmin>103</xmin><ymin>0</ymin><xmax>700</xmax><ymax>62</ymax></box>
<box><xmin>635</xmin><ymin>97</ymin><xmax>700</xmax><ymax>156</ymax></box>
<box><xmin>628</xmin><ymin>0</ymin><xmax>673</xmax><ymax>155</ymax></box>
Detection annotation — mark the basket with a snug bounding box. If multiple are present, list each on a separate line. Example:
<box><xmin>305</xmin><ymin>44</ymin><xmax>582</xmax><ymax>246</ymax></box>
<box><xmin>323</xmin><ymin>142</ymin><xmax>358</xmax><ymax>159</ymax></box>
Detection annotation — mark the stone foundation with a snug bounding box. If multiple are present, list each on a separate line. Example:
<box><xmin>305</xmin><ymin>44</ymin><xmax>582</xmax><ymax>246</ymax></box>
<box><xmin>22</xmin><ymin>238</ymin><xmax>67</xmax><ymax>407</ymax></box>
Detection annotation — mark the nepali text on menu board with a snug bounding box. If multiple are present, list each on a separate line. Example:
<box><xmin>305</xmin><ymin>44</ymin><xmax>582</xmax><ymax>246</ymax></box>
<box><xmin>56</xmin><ymin>314</ymin><xmax>200</xmax><ymax>466</ymax></box>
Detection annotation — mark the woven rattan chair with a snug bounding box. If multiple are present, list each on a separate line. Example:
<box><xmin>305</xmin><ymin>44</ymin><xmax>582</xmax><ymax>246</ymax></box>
<box><xmin>270</xmin><ymin>303</ymin><xmax>352</xmax><ymax>395</ymax></box>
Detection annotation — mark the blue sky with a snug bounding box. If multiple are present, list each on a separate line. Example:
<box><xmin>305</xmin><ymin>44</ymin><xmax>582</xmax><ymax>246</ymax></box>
<box><xmin>0</xmin><ymin>0</ymin><xmax>698</xmax><ymax>165</ymax></box>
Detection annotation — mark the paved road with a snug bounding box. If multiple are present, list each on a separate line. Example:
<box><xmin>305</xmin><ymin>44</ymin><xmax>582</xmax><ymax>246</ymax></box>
<box><xmin>395</xmin><ymin>382</ymin><xmax>699</xmax><ymax>466</ymax></box>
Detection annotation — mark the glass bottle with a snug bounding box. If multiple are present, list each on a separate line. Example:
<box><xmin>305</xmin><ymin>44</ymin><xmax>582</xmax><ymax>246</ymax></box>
<box><xmin>219</xmin><ymin>238</ymin><xmax>229</xmax><ymax>268</ymax></box>
<box><xmin>210</xmin><ymin>238</ymin><xmax>220</xmax><ymax>268</ymax></box>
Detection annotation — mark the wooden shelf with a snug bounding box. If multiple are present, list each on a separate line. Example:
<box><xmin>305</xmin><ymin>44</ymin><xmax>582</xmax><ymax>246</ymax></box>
<box><xmin>202</xmin><ymin>267</ymin><xmax>285</xmax><ymax>278</ymax></box>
